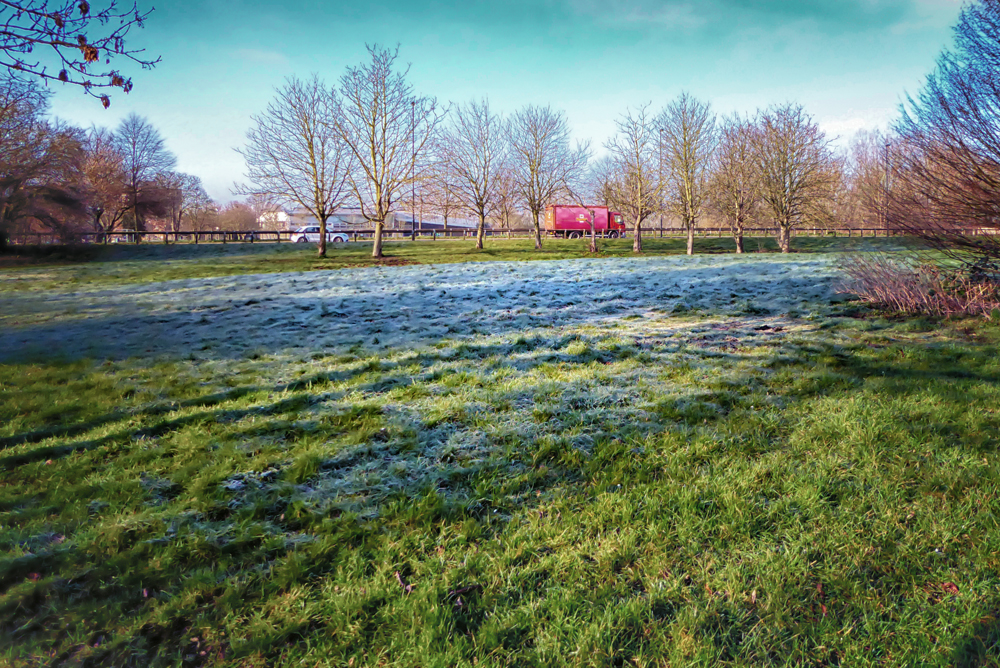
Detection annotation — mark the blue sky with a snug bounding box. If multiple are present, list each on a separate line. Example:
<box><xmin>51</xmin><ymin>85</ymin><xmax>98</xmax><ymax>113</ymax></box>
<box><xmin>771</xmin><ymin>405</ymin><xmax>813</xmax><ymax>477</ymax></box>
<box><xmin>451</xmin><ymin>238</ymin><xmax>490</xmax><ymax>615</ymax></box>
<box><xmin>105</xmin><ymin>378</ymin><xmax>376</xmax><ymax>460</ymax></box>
<box><xmin>46</xmin><ymin>0</ymin><xmax>962</xmax><ymax>202</ymax></box>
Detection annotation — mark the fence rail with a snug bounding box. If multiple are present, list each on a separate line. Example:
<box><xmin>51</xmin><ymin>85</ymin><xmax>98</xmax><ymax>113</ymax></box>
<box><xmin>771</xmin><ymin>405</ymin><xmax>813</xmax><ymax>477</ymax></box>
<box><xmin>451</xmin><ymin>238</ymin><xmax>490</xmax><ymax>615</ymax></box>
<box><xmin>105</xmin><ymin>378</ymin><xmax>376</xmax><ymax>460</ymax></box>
<box><xmin>5</xmin><ymin>226</ymin><xmax>930</xmax><ymax>247</ymax></box>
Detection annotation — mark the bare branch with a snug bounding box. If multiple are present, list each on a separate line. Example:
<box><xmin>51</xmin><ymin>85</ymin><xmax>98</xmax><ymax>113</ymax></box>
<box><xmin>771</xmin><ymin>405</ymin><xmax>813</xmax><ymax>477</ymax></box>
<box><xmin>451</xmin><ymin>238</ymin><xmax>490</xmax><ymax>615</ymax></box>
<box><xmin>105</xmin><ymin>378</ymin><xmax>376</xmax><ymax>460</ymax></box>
<box><xmin>0</xmin><ymin>1</ymin><xmax>158</xmax><ymax>105</ymax></box>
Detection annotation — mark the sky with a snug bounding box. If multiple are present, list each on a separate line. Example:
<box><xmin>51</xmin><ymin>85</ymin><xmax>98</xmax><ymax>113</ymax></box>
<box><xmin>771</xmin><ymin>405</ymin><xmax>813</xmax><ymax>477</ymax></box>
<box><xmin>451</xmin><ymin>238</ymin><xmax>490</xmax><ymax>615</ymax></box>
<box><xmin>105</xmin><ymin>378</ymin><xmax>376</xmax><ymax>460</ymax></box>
<box><xmin>45</xmin><ymin>0</ymin><xmax>964</xmax><ymax>203</ymax></box>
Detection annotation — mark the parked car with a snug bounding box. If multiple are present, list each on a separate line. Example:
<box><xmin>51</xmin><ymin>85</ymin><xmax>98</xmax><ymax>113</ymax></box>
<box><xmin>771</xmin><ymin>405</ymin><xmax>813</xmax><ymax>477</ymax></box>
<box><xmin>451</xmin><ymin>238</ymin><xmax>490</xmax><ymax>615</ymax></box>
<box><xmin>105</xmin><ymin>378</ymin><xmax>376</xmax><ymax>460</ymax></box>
<box><xmin>290</xmin><ymin>226</ymin><xmax>350</xmax><ymax>244</ymax></box>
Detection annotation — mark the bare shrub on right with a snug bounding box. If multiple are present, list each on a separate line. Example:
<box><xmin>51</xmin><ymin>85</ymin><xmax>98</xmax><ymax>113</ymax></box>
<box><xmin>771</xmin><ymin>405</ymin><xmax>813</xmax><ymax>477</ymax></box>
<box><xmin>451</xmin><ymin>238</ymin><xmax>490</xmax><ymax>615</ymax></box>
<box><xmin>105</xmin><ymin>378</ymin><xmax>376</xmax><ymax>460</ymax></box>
<box><xmin>840</xmin><ymin>252</ymin><xmax>1000</xmax><ymax>317</ymax></box>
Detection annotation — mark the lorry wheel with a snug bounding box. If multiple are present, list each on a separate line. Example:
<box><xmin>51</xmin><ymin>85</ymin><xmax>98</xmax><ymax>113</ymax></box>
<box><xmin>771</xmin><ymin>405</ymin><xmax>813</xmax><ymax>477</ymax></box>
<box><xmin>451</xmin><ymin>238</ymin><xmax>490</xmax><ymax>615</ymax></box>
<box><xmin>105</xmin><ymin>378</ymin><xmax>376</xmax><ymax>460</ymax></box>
<box><xmin>569</xmin><ymin>231</ymin><xmax>582</xmax><ymax>239</ymax></box>
<box><xmin>608</xmin><ymin>231</ymin><xmax>619</xmax><ymax>239</ymax></box>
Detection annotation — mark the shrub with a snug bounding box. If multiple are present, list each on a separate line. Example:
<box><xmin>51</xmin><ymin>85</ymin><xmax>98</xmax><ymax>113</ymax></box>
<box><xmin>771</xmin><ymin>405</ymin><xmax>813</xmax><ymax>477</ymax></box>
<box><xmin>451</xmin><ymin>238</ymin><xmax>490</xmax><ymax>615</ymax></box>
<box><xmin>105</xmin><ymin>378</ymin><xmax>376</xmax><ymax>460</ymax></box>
<box><xmin>838</xmin><ymin>252</ymin><xmax>1000</xmax><ymax>318</ymax></box>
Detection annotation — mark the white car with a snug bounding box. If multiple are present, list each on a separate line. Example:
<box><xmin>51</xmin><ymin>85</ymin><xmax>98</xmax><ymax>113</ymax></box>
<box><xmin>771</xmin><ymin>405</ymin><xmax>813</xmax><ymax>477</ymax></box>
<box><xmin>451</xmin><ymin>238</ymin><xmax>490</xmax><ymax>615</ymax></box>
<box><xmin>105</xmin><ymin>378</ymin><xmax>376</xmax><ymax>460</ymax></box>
<box><xmin>290</xmin><ymin>226</ymin><xmax>350</xmax><ymax>244</ymax></box>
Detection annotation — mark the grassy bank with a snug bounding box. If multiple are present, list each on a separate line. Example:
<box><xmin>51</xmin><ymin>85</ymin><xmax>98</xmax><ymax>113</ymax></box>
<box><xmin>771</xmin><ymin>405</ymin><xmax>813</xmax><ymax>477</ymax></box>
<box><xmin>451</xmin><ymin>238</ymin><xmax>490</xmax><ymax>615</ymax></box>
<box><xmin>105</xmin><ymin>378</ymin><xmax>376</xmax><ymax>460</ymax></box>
<box><xmin>0</xmin><ymin>236</ymin><xmax>909</xmax><ymax>293</ymax></box>
<box><xmin>2</xmin><ymin>306</ymin><xmax>999</xmax><ymax>666</ymax></box>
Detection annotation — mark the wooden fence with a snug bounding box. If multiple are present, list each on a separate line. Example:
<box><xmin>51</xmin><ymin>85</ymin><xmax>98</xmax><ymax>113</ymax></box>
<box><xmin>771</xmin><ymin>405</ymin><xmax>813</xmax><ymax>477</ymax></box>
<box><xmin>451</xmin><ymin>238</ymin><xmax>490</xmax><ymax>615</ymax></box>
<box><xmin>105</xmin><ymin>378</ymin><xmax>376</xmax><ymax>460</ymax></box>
<box><xmin>7</xmin><ymin>226</ymin><xmax>922</xmax><ymax>246</ymax></box>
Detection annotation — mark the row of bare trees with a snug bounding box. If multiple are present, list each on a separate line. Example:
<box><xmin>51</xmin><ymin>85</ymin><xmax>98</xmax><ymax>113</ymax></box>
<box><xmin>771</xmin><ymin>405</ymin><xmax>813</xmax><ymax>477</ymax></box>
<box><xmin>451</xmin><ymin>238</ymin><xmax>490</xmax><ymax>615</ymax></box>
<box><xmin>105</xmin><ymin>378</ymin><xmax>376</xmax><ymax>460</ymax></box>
<box><xmin>0</xmin><ymin>74</ymin><xmax>268</xmax><ymax>247</ymax></box>
<box><xmin>594</xmin><ymin>96</ymin><xmax>846</xmax><ymax>254</ymax></box>
<box><xmin>239</xmin><ymin>44</ymin><xmax>896</xmax><ymax>259</ymax></box>
<box><xmin>1</xmin><ymin>44</ymin><xmax>904</xmax><ymax>256</ymax></box>
<box><xmin>238</xmin><ymin>45</ymin><xmax>597</xmax><ymax>258</ymax></box>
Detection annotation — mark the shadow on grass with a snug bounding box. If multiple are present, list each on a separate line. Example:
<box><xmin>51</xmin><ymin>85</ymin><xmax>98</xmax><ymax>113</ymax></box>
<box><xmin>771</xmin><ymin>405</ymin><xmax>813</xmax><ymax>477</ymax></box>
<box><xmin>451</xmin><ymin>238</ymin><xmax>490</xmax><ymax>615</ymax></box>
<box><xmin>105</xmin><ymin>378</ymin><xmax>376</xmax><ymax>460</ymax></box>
<box><xmin>1</xmin><ymin>321</ymin><xmax>999</xmax><ymax>666</ymax></box>
<box><xmin>953</xmin><ymin>610</ymin><xmax>1000</xmax><ymax>667</ymax></box>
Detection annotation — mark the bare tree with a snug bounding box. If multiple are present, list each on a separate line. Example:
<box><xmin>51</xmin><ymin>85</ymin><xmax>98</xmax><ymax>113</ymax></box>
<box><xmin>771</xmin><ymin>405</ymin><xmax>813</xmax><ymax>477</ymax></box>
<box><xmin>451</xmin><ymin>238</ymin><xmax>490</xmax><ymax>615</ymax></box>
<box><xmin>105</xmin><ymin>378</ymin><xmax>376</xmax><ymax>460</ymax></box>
<box><xmin>0</xmin><ymin>1</ymin><xmax>158</xmax><ymax>105</ymax></box>
<box><xmin>605</xmin><ymin>104</ymin><xmax>662</xmax><ymax>253</ymax></box>
<box><xmin>81</xmin><ymin>124</ymin><xmax>128</xmax><ymax>236</ymax></box>
<box><xmin>113</xmin><ymin>112</ymin><xmax>175</xmax><ymax>233</ymax></box>
<box><xmin>492</xmin><ymin>159</ymin><xmax>519</xmax><ymax>239</ymax></box>
<box><xmin>156</xmin><ymin>171</ymin><xmax>211</xmax><ymax>232</ymax></box>
<box><xmin>236</xmin><ymin>75</ymin><xmax>351</xmax><ymax>257</ymax></box>
<box><xmin>246</xmin><ymin>192</ymin><xmax>283</xmax><ymax>230</ymax></box>
<box><xmin>658</xmin><ymin>93</ymin><xmax>716</xmax><ymax>255</ymax></box>
<box><xmin>0</xmin><ymin>76</ymin><xmax>87</xmax><ymax>246</ymax></box>
<box><xmin>588</xmin><ymin>156</ymin><xmax>617</xmax><ymax>208</ymax></box>
<box><xmin>821</xmin><ymin>130</ymin><xmax>894</xmax><ymax>231</ymax></box>
<box><xmin>187</xmin><ymin>200</ymin><xmax>218</xmax><ymax>232</ymax></box>
<box><xmin>423</xmin><ymin>167</ymin><xmax>461</xmax><ymax>234</ymax></box>
<box><xmin>441</xmin><ymin>99</ymin><xmax>505</xmax><ymax>249</ymax></box>
<box><xmin>753</xmin><ymin>103</ymin><xmax>837</xmax><ymax>253</ymax></box>
<box><xmin>707</xmin><ymin>114</ymin><xmax>761</xmax><ymax>253</ymax></box>
<box><xmin>508</xmin><ymin>104</ymin><xmax>589</xmax><ymax>249</ymax></box>
<box><xmin>335</xmin><ymin>44</ymin><xmax>444</xmax><ymax>258</ymax></box>
<box><xmin>888</xmin><ymin>0</ymin><xmax>1000</xmax><ymax>266</ymax></box>
<box><xmin>217</xmin><ymin>201</ymin><xmax>258</xmax><ymax>231</ymax></box>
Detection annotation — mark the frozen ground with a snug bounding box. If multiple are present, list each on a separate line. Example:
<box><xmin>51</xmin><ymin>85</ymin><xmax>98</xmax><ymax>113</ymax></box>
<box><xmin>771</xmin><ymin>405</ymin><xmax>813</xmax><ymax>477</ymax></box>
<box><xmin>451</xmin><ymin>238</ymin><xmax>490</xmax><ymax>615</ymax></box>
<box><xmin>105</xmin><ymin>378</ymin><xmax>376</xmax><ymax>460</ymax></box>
<box><xmin>0</xmin><ymin>255</ymin><xmax>844</xmax><ymax>362</ymax></box>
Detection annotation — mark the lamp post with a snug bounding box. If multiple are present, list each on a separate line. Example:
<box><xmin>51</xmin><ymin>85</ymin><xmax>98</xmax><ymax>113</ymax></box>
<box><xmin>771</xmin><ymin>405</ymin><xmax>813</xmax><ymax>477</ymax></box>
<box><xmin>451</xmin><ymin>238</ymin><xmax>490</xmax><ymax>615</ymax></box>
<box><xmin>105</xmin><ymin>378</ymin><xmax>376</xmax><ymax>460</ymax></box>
<box><xmin>658</xmin><ymin>126</ymin><xmax>664</xmax><ymax>239</ymax></box>
<box><xmin>411</xmin><ymin>100</ymin><xmax>416</xmax><ymax>241</ymax></box>
<box><xmin>882</xmin><ymin>138</ymin><xmax>891</xmax><ymax>232</ymax></box>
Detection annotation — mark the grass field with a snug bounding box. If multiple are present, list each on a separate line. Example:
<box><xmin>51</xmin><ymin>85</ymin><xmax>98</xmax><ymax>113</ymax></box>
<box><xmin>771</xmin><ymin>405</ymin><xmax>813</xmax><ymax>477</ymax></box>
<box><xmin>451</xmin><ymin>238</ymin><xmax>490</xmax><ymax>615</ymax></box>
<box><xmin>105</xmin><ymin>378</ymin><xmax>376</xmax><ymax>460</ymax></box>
<box><xmin>2</xmin><ymin>239</ymin><xmax>999</xmax><ymax>667</ymax></box>
<box><xmin>0</xmin><ymin>236</ymin><xmax>905</xmax><ymax>293</ymax></box>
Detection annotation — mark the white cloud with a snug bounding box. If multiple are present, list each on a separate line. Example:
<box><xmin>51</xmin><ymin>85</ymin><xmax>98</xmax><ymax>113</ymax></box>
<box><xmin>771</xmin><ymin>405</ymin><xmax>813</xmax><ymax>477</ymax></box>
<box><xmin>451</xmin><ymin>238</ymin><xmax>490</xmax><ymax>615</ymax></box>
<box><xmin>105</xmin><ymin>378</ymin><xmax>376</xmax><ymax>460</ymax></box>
<box><xmin>235</xmin><ymin>48</ymin><xmax>291</xmax><ymax>68</ymax></box>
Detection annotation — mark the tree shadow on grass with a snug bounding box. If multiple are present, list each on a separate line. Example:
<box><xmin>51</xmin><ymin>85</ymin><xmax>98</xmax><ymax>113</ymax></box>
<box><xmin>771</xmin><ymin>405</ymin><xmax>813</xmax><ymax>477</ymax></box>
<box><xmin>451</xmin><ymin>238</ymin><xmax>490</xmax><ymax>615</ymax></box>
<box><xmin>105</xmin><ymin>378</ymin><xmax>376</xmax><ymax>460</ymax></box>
<box><xmin>2</xmin><ymin>320</ymin><xmax>1000</xmax><ymax>666</ymax></box>
<box><xmin>953</xmin><ymin>610</ymin><xmax>1000</xmax><ymax>667</ymax></box>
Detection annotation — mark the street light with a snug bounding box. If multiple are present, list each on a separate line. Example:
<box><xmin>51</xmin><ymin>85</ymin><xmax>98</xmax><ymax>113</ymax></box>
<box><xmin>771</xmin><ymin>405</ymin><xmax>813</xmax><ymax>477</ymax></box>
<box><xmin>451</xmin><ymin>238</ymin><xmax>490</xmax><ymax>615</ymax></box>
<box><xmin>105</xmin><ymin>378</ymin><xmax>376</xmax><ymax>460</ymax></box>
<box><xmin>658</xmin><ymin>126</ymin><xmax>664</xmax><ymax>239</ymax></box>
<box><xmin>883</xmin><ymin>138</ymin><xmax>891</xmax><ymax>232</ymax></box>
<box><xmin>411</xmin><ymin>100</ymin><xmax>416</xmax><ymax>241</ymax></box>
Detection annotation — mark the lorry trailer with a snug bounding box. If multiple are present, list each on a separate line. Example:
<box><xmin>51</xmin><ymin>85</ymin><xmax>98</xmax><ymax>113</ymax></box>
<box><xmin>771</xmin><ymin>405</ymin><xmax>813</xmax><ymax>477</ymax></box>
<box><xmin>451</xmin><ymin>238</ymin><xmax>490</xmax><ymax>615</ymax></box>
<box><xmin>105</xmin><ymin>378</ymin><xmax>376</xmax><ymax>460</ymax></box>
<box><xmin>544</xmin><ymin>205</ymin><xmax>626</xmax><ymax>239</ymax></box>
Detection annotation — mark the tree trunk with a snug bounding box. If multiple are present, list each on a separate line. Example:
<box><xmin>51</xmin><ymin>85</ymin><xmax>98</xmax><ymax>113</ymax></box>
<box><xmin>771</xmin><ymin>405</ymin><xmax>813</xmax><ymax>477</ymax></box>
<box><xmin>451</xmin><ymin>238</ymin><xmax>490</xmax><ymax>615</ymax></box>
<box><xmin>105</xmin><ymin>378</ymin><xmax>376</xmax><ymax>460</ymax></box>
<box><xmin>589</xmin><ymin>211</ymin><xmax>598</xmax><ymax>253</ymax></box>
<box><xmin>533</xmin><ymin>210</ymin><xmax>543</xmax><ymax>250</ymax></box>
<box><xmin>734</xmin><ymin>230</ymin><xmax>744</xmax><ymax>254</ymax></box>
<box><xmin>633</xmin><ymin>217</ymin><xmax>642</xmax><ymax>253</ymax></box>
<box><xmin>686</xmin><ymin>221</ymin><xmax>694</xmax><ymax>255</ymax></box>
<box><xmin>372</xmin><ymin>219</ymin><xmax>384</xmax><ymax>258</ymax></box>
<box><xmin>318</xmin><ymin>215</ymin><xmax>327</xmax><ymax>257</ymax></box>
<box><xmin>778</xmin><ymin>224</ymin><xmax>791</xmax><ymax>253</ymax></box>
<box><xmin>476</xmin><ymin>212</ymin><xmax>485</xmax><ymax>250</ymax></box>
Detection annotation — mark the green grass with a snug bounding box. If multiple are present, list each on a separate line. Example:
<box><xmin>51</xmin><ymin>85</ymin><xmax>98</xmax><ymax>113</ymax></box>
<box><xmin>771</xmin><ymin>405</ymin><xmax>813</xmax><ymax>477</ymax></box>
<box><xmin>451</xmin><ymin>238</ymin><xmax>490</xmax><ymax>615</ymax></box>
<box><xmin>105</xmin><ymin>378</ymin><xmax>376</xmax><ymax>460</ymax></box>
<box><xmin>0</xmin><ymin>235</ymin><xmax>908</xmax><ymax>293</ymax></box>
<box><xmin>2</xmin><ymin>301</ymin><xmax>1000</xmax><ymax>666</ymax></box>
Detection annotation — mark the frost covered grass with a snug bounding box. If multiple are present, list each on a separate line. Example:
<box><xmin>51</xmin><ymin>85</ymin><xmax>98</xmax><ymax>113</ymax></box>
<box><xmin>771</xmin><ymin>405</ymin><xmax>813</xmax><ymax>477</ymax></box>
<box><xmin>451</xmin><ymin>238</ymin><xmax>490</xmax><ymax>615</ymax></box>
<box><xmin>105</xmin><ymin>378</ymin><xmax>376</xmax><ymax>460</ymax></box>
<box><xmin>2</xmin><ymin>251</ymin><xmax>1000</xmax><ymax>667</ymax></box>
<box><xmin>0</xmin><ymin>253</ymin><xmax>845</xmax><ymax>363</ymax></box>
<box><xmin>0</xmin><ymin>235</ymin><xmax>904</xmax><ymax>293</ymax></box>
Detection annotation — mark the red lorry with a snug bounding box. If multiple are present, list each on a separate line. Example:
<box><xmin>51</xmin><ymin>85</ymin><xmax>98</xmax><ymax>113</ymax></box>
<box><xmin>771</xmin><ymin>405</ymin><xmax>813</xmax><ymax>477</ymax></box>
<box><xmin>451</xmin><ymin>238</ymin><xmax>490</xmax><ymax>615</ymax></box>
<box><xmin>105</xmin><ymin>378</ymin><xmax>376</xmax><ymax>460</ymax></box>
<box><xmin>544</xmin><ymin>205</ymin><xmax>627</xmax><ymax>239</ymax></box>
